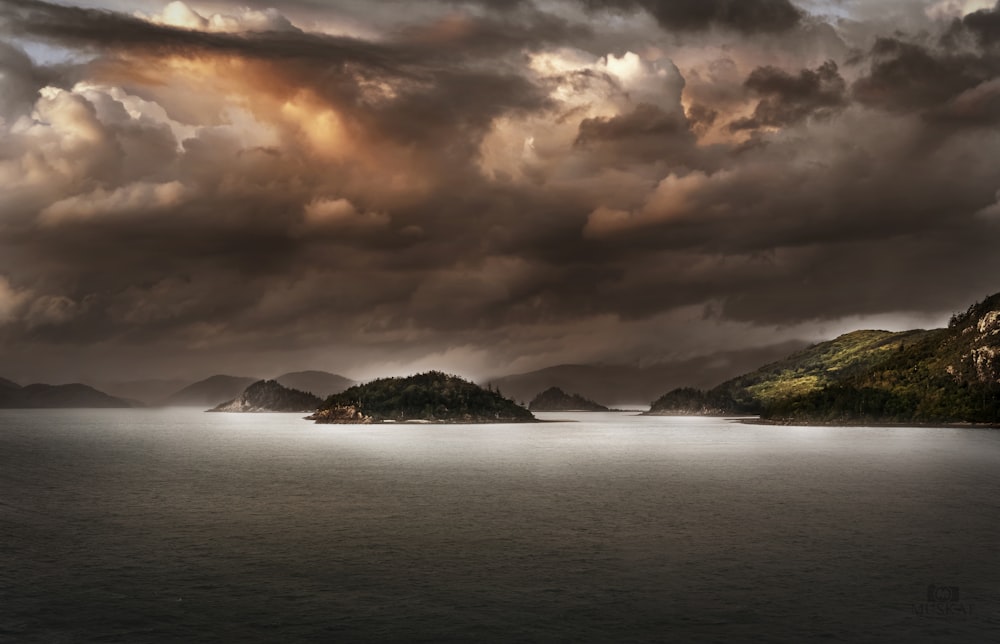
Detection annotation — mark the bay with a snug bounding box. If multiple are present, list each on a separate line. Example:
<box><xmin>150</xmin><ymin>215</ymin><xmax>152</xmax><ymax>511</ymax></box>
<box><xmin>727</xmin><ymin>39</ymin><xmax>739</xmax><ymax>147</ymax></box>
<box><xmin>1</xmin><ymin>410</ymin><xmax>998</xmax><ymax>642</ymax></box>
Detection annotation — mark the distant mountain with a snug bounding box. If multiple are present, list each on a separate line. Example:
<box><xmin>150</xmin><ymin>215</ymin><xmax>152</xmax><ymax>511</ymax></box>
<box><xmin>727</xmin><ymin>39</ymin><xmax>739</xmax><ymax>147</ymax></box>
<box><xmin>0</xmin><ymin>382</ymin><xmax>134</xmax><ymax>409</ymax></box>
<box><xmin>489</xmin><ymin>343</ymin><xmax>807</xmax><ymax>407</ymax></box>
<box><xmin>274</xmin><ymin>371</ymin><xmax>354</xmax><ymax>398</ymax></box>
<box><xmin>310</xmin><ymin>371</ymin><xmax>536</xmax><ymax>424</ymax></box>
<box><xmin>210</xmin><ymin>380</ymin><xmax>322</xmax><ymax>413</ymax></box>
<box><xmin>98</xmin><ymin>379</ymin><xmax>190</xmax><ymax>406</ymax></box>
<box><xmin>649</xmin><ymin>292</ymin><xmax>1000</xmax><ymax>425</ymax></box>
<box><xmin>529</xmin><ymin>387</ymin><xmax>609</xmax><ymax>412</ymax></box>
<box><xmin>0</xmin><ymin>377</ymin><xmax>19</xmax><ymax>391</ymax></box>
<box><xmin>162</xmin><ymin>375</ymin><xmax>258</xmax><ymax>408</ymax></box>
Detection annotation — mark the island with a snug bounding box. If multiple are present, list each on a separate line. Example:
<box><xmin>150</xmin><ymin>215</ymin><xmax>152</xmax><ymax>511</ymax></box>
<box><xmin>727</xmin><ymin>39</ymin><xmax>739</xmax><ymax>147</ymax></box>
<box><xmin>647</xmin><ymin>292</ymin><xmax>1000</xmax><ymax>426</ymax></box>
<box><xmin>528</xmin><ymin>387</ymin><xmax>610</xmax><ymax>412</ymax></box>
<box><xmin>209</xmin><ymin>380</ymin><xmax>322</xmax><ymax>413</ymax></box>
<box><xmin>308</xmin><ymin>371</ymin><xmax>537</xmax><ymax>424</ymax></box>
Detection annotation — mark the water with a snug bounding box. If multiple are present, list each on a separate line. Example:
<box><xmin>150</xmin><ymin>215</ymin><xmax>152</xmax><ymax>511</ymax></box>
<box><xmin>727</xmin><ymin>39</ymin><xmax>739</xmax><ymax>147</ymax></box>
<box><xmin>1</xmin><ymin>410</ymin><xmax>999</xmax><ymax>643</ymax></box>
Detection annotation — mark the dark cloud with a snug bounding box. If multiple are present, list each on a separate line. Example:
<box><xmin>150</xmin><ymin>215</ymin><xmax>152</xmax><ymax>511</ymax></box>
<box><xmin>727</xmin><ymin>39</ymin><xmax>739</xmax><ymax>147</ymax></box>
<box><xmin>853</xmin><ymin>37</ymin><xmax>999</xmax><ymax>112</ymax></box>
<box><xmin>582</xmin><ymin>0</ymin><xmax>802</xmax><ymax>33</ymax></box>
<box><xmin>573</xmin><ymin>103</ymin><xmax>703</xmax><ymax>165</ymax></box>
<box><xmin>962</xmin><ymin>2</ymin><xmax>1000</xmax><ymax>46</ymax></box>
<box><xmin>851</xmin><ymin>28</ymin><xmax>1000</xmax><ymax>132</ymax></box>
<box><xmin>1</xmin><ymin>0</ymin><xmax>999</xmax><ymax>383</ymax></box>
<box><xmin>730</xmin><ymin>60</ymin><xmax>846</xmax><ymax>130</ymax></box>
<box><xmin>577</xmin><ymin>103</ymin><xmax>689</xmax><ymax>142</ymax></box>
<box><xmin>0</xmin><ymin>41</ymin><xmax>54</xmax><ymax>118</ymax></box>
<box><xmin>685</xmin><ymin>103</ymin><xmax>718</xmax><ymax>132</ymax></box>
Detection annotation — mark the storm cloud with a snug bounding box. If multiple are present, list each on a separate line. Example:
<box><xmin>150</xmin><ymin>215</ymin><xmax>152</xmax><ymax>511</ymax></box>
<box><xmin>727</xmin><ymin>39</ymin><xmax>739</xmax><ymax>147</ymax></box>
<box><xmin>1</xmin><ymin>0</ymin><xmax>999</xmax><ymax>384</ymax></box>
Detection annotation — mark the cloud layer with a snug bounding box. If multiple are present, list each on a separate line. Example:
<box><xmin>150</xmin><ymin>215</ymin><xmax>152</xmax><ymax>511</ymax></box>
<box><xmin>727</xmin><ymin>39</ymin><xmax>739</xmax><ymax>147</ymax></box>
<box><xmin>1</xmin><ymin>0</ymin><xmax>1000</xmax><ymax>383</ymax></box>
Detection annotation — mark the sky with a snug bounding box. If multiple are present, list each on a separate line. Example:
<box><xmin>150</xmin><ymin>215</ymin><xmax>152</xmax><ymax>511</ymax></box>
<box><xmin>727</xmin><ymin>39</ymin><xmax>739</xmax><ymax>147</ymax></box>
<box><xmin>1</xmin><ymin>0</ymin><xmax>1000</xmax><ymax>384</ymax></box>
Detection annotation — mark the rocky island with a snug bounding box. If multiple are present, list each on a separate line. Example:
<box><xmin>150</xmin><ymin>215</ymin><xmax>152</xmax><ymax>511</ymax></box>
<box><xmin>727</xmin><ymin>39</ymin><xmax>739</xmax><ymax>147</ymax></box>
<box><xmin>647</xmin><ymin>292</ymin><xmax>1000</xmax><ymax>426</ymax></box>
<box><xmin>528</xmin><ymin>387</ymin><xmax>610</xmax><ymax>412</ymax></box>
<box><xmin>308</xmin><ymin>371</ymin><xmax>537</xmax><ymax>424</ymax></box>
<box><xmin>209</xmin><ymin>380</ymin><xmax>322</xmax><ymax>413</ymax></box>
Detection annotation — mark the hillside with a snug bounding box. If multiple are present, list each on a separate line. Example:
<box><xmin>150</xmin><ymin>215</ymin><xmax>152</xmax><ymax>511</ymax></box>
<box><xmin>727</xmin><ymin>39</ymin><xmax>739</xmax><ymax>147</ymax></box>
<box><xmin>311</xmin><ymin>371</ymin><xmax>536</xmax><ymax>424</ymax></box>
<box><xmin>210</xmin><ymin>380</ymin><xmax>322</xmax><ymax>413</ymax></box>
<box><xmin>0</xmin><ymin>382</ymin><xmax>134</xmax><ymax>409</ymax></box>
<box><xmin>98</xmin><ymin>379</ymin><xmax>189</xmax><ymax>406</ymax></box>
<box><xmin>162</xmin><ymin>375</ymin><xmax>258</xmax><ymax>408</ymax></box>
<box><xmin>274</xmin><ymin>371</ymin><xmax>354</xmax><ymax>398</ymax></box>
<box><xmin>488</xmin><ymin>343</ymin><xmax>807</xmax><ymax>407</ymax></box>
<box><xmin>528</xmin><ymin>387</ymin><xmax>609</xmax><ymax>412</ymax></box>
<box><xmin>648</xmin><ymin>293</ymin><xmax>1000</xmax><ymax>425</ymax></box>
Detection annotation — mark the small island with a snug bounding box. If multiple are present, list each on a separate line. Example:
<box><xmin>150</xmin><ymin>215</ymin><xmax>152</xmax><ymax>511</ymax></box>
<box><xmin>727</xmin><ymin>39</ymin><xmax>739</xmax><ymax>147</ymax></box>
<box><xmin>209</xmin><ymin>380</ymin><xmax>322</xmax><ymax>413</ymax></box>
<box><xmin>528</xmin><ymin>387</ymin><xmax>610</xmax><ymax>412</ymax></box>
<box><xmin>308</xmin><ymin>371</ymin><xmax>537</xmax><ymax>424</ymax></box>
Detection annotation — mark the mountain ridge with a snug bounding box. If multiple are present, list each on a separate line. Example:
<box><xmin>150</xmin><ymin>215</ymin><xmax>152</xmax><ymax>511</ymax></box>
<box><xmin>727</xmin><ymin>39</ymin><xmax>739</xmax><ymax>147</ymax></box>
<box><xmin>488</xmin><ymin>342</ymin><xmax>808</xmax><ymax>407</ymax></box>
<box><xmin>648</xmin><ymin>293</ymin><xmax>1000</xmax><ymax>425</ymax></box>
<box><xmin>162</xmin><ymin>375</ymin><xmax>259</xmax><ymax>408</ymax></box>
<box><xmin>0</xmin><ymin>382</ymin><xmax>134</xmax><ymax>409</ymax></box>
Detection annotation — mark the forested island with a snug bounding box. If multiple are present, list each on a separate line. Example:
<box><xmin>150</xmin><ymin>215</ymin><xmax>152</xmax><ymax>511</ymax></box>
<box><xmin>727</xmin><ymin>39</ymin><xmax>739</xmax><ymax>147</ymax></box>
<box><xmin>528</xmin><ymin>387</ymin><xmax>610</xmax><ymax>412</ymax></box>
<box><xmin>309</xmin><ymin>371</ymin><xmax>537</xmax><ymax>424</ymax></box>
<box><xmin>209</xmin><ymin>380</ymin><xmax>322</xmax><ymax>413</ymax></box>
<box><xmin>648</xmin><ymin>293</ymin><xmax>1000</xmax><ymax>425</ymax></box>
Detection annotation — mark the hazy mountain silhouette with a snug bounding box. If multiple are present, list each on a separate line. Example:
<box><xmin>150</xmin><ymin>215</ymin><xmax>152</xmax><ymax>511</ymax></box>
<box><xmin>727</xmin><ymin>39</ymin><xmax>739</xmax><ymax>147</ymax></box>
<box><xmin>529</xmin><ymin>387</ymin><xmax>609</xmax><ymax>412</ymax></box>
<box><xmin>274</xmin><ymin>371</ymin><xmax>354</xmax><ymax>398</ymax></box>
<box><xmin>97</xmin><ymin>379</ymin><xmax>190</xmax><ymax>406</ymax></box>
<box><xmin>0</xmin><ymin>382</ymin><xmax>134</xmax><ymax>408</ymax></box>
<box><xmin>162</xmin><ymin>375</ymin><xmax>258</xmax><ymax>408</ymax></box>
<box><xmin>490</xmin><ymin>342</ymin><xmax>808</xmax><ymax>407</ymax></box>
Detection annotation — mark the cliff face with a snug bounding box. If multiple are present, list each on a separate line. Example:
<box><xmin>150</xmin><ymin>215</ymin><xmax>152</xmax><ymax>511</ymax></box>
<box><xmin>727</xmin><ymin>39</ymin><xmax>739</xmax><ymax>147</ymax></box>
<box><xmin>528</xmin><ymin>387</ymin><xmax>609</xmax><ymax>412</ymax></box>
<box><xmin>210</xmin><ymin>380</ymin><xmax>322</xmax><ymax>413</ymax></box>
<box><xmin>312</xmin><ymin>371</ymin><xmax>536</xmax><ymax>424</ymax></box>
<box><xmin>962</xmin><ymin>306</ymin><xmax>1000</xmax><ymax>385</ymax></box>
<box><xmin>648</xmin><ymin>292</ymin><xmax>1000</xmax><ymax>425</ymax></box>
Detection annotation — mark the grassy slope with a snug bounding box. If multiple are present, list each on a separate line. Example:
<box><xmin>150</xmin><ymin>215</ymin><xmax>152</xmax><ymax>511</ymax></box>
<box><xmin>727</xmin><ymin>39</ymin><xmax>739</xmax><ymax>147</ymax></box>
<box><xmin>650</xmin><ymin>293</ymin><xmax>1000</xmax><ymax>423</ymax></box>
<box><xmin>715</xmin><ymin>329</ymin><xmax>934</xmax><ymax>410</ymax></box>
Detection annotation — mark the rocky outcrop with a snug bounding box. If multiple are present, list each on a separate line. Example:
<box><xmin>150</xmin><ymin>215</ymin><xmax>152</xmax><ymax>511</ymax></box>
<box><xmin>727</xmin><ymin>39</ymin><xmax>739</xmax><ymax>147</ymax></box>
<box><xmin>306</xmin><ymin>405</ymin><xmax>373</xmax><ymax>424</ymax></box>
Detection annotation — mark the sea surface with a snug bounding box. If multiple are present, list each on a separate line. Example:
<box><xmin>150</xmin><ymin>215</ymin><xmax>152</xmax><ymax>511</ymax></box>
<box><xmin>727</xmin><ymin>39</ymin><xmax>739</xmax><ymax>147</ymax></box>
<box><xmin>1</xmin><ymin>410</ymin><xmax>999</xmax><ymax>643</ymax></box>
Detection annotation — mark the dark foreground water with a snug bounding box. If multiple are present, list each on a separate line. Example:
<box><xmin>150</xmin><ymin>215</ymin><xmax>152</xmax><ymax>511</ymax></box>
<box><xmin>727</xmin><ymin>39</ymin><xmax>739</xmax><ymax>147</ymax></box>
<box><xmin>1</xmin><ymin>410</ymin><xmax>999</xmax><ymax>643</ymax></box>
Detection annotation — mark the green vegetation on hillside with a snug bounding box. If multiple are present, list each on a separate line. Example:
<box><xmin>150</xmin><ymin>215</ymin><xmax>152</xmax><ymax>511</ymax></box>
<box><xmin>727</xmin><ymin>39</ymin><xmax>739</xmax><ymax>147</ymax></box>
<box><xmin>648</xmin><ymin>293</ymin><xmax>1000</xmax><ymax>425</ymax></box>
<box><xmin>312</xmin><ymin>371</ymin><xmax>536</xmax><ymax>424</ymax></box>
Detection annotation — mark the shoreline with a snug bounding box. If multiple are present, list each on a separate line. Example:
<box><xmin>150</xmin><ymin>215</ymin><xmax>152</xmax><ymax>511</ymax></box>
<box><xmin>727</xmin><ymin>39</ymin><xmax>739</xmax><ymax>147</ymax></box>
<box><xmin>739</xmin><ymin>417</ymin><xmax>1000</xmax><ymax>430</ymax></box>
